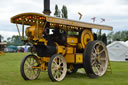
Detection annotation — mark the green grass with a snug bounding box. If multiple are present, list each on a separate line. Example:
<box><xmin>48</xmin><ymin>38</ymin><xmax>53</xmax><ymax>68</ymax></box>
<box><xmin>0</xmin><ymin>53</ymin><xmax>128</xmax><ymax>85</ymax></box>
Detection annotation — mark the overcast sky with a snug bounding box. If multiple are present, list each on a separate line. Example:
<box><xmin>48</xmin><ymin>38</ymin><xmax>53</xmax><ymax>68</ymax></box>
<box><xmin>0</xmin><ymin>0</ymin><xmax>128</xmax><ymax>40</ymax></box>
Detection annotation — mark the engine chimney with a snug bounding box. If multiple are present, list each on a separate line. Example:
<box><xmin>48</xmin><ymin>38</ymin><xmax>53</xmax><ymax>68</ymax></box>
<box><xmin>43</xmin><ymin>0</ymin><xmax>51</xmax><ymax>15</ymax></box>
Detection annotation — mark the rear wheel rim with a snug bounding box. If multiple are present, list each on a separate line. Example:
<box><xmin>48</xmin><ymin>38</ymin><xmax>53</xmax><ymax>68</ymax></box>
<box><xmin>91</xmin><ymin>42</ymin><xmax>108</xmax><ymax>76</ymax></box>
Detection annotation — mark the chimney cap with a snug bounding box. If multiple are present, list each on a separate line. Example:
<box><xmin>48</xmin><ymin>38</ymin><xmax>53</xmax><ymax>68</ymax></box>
<box><xmin>43</xmin><ymin>0</ymin><xmax>51</xmax><ymax>15</ymax></box>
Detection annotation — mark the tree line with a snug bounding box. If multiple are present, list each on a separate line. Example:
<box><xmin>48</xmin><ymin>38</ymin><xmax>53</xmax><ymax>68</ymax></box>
<box><xmin>0</xmin><ymin>35</ymin><xmax>24</xmax><ymax>46</ymax></box>
<box><xmin>107</xmin><ymin>30</ymin><xmax>128</xmax><ymax>44</ymax></box>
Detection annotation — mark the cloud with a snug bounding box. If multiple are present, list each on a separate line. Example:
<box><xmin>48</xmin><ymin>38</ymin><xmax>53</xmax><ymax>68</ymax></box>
<box><xmin>0</xmin><ymin>31</ymin><xmax>18</xmax><ymax>40</ymax></box>
<box><xmin>0</xmin><ymin>0</ymin><xmax>128</xmax><ymax>40</ymax></box>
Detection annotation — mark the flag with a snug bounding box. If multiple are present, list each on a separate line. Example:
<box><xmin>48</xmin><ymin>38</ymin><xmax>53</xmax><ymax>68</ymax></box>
<box><xmin>78</xmin><ymin>12</ymin><xmax>82</xmax><ymax>20</ymax></box>
<box><xmin>101</xmin><ymin>18</ymin><xmax>105</xmax><ymax>22</ymax></box>
<box><xmin>91</xmin><ymin>17</ymin><xmax>96</xmax><ymax>23</ymax></box>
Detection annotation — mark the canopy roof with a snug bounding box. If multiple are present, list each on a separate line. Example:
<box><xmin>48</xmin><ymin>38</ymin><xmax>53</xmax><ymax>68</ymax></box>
<box><xmin>11</xmin><ymin>13</ymin><xmax>113</xmax><ymax>31</ymax></box>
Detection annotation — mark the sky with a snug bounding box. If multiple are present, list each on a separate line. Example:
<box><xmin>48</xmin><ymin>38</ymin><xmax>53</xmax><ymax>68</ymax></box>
<box><xmin>0</xmin><ymin>0</ymin><xmax>128</xmax><ymax>40</ymax></box>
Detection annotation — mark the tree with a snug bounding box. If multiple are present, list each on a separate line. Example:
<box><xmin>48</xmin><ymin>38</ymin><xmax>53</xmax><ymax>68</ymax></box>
<box><xmin>7</xmin><ymin>35</ymin><xmax>24</xmax><ymax>46</ymax></box>
<box><xmin>101</xmin><ymin>33</ymin><xmax>107</xmax><ymax>45</ymax></box>
<box><xmin>54</xmin><ymin>4</ymin><xmax>61</xmax><ymax>17</ymax></box>
<box><xmin>54</xmin><ymin>4</ymin><xmax>68</xmax><ymax>19</ymax></box>
<box><xmin>61</xmin><ymin>5</ymin><xmax>68</xmax><ymax>19</ymax></box>
<box><xmin>0</xmin><ymin>35</ymin><xmax>4</xmax><ymax>42</ymax></box>
<box><xmin>107</xmin><ymin>31</ymin><xmax>113</xmax><ymax>41</ymax></box>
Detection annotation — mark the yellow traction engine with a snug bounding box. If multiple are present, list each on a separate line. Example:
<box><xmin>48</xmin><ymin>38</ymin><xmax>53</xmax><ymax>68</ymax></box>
<box><xmin>10</xmin><ymin>0</ymin><xmax>112</xmax><ymax>82</ymax></box>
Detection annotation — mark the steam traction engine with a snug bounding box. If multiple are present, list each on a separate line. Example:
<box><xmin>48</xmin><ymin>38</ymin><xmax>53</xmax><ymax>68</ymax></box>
<box><xmin>10</xmin><ymin>0</ymin><xmax>112</xmax><ymax>82</ymax></box>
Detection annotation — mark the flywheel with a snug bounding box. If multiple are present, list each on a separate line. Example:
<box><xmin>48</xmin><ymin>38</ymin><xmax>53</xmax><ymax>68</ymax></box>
<box><xmin>81</xmin><ymin>29</ymin><xmax>93</xmax><ymax>48</ymax></box>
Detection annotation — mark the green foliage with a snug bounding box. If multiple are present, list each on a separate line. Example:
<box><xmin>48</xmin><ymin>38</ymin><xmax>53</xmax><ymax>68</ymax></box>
<box><xmin>0</xmin><ymin>34</ymin><xmax>4</xmax><ymax>42</ymax></box>
<box><xmin>54</xmin><ymin>4</ymin><xmax>61</xmax><ymax>17</ymax></box>
<box><xmin>7</xmin><ymin>35</ymin><xmax>24</xmax><ymax>46</ymax></box>
<box><xmin>54</xmin><ymin>4</ymin><xmax>68</xmax><ymax>19</ymax></box>
<box><xmin>61</xmin><ymin>5</ymin><xmax>68</xmax><ymax>19</ymax></box>
<box><xmin>101</xmin><ymin>33</ymin><xmax>107</xmax><ymax>45</ymax></box>
<box><xmin>107</xmin><ymin>30</ymin><xmax>128</xmax><ymax>42</ymax></box>
<box><xmin>68</xmin><ymin>31</ymin><xmax>78</xmax><ymax>35</ymax></box>
<box><xmin>93</xmin><ymin>33</ymin><xmax>107</xmax><ymax>45</ymax></box>
<box><xmin>107</xmin><ymin>31</ymin><xmax>113</xmax><ymax>41</ymax></box>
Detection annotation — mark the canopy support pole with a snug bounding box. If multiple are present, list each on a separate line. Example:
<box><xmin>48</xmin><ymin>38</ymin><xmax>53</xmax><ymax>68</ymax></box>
<box><xmin>16</xmin><ymin>23</ymin><xmax>22</xmax><ymax>39</ymax></box>
<box><xmin>22</xmin><ymin>20</ymin><xmax>24</xmax><ymax>40</ymax></box>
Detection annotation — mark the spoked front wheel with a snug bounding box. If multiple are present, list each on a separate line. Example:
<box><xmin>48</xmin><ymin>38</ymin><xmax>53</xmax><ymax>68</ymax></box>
<box><xmin>20</xmin><ymin>54</ymin><xmax>40</xmax><ymax>80</ymax></box>
<box><xmin>83</xmin><ymin>41</ymin><xmax>108</xmax><ymax>78</ymax></box>
<box><xmin>48</xmin><ymin>54</ymin><xmax>67</xmax><ymax>82</ymax></box>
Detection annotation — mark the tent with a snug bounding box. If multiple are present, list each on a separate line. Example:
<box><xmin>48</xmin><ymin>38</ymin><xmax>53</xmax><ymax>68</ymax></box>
<box><xmin>107</xmin><ymin>41</ymin><xmax>128</xmax><ymax>61</ymax></box>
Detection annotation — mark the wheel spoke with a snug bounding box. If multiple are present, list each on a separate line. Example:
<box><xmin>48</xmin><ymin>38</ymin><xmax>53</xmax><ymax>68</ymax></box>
<box><xmin>24</xmin><ymin>63</ymin><xmax>29</xmax><ymax>67</ymax></box>
<box><xmin>32</xmin><ymin>59</ymin><xmax>37</xmax><ymax>65</ymax></box>
<box><xmin>27</xmin><ymin>59</ymin><xmax>31</xmax><ymax>64</ymax></box>
<box><xmin>53</xmin><ymin>58</ymin><xmax>58</xmax><ymax>65</ymax></box>
<box><xmin>100</xmin><ymin>57</ymin><xmax>106</xmax><ymax>61</ymax></box>
<box><xmin>53</xmin><ymin>61</ymin><xmax>57</xmax><ymax>65</ymax></box>
<box><xmin>96</xmin><ymin>44</ymin><xmax>100</xmax><ymax>50</ymax></box>
<box><xmin>32</xmin><ymin>70</ymin><xmax>36</xmax><ymax>75</ymax></box>
<box><xmin>55</xmin><ymin>71</ymin><xmax>59</xmax><ymax>79</ymax></box>
<box><xmin>95</xmin><ymin>67</ymin><xmax>100</xmax><ymax>75</ymax></box>
<box><xmin>92</xmin><ymin>52</ymin><xmax>96</xmax><ymax>58</ymax></box>
<box><xmin>93</xmin><ymin>47</ymin><xmax>97</xmax><ymax>54</ymax></box>
<box><xmin>99</xmin><ymin>49</ymin><xmax>105</xmax><ymax>55</ymax></box>
<box><xmin>91</xmin><ymin>60</ymin><xmax>96</xmax><ymax>66</ymax></box>
<box><xmin>91</xmin><ymin>55</ymin><xmax>96</xmax><ymax>61</ymax></box>
<box><xmin>99</xmin><ymin>64</ymin><xmax>104</xmax><ymax>71</ymax></box>
<box><xmin>29</xmin><ymin>57</ymin><xmax>32</xmax><ymax>64</ymax></box>
<box><xmin>59</xmin><ymin>58</ymin><xmax>62</xmax><ymax>65</ymax></box>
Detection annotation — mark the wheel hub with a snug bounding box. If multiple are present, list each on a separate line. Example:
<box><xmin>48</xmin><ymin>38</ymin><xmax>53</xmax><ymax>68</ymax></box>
<box><xmin>28</xmin><ymin>65</ymin><xmax>33</xmax><ymax>70</ymax></box>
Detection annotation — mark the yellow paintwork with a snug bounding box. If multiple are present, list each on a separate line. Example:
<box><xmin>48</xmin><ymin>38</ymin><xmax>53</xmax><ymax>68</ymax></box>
<box><xmin>39</xmin><ymin>38</ymin><xmax>48</xmax><ymax>45</ymax></box>
<box><xmin>81</xmin><ymin>29</ymin><xmax>94</xmax><ymax>48</ymax></box>
<box><xmin>75</xmin><ymin>53</ymin><xmax>83</xmax><ymax>63</ymax></box>
<box><xmin>33</xmin><ymin>57</ymin><xmax>50</xmax><ymax>71</ymax></box>
<box><xmin>64</xmin><ymin>53</ymin><xmax>83</xmax><ymax>64</ymax></box>
<box><xmin>78</xmin><ymin>43</ymin><xmax>83</xmax><ymax>49</ymax></box>
<box><xmin>41</xmin><ymin>57</ymin><xmax>50</xmax><ymax>62</ymax></box>
<box><xmin>66</xmin><ymin>47</ymin><xmax>74</xmax><ymax>54</ymax></box>
<box><xmin>56</xmin><ymin>45</ymin><xmax>66</xmax><ymax>55</ymax></box>
<box><xmin>67</xmin><ymin>36</ymin><xmax>78</xmax><ymax>46</ymax></box>
<box><xmin>65</xmin><ymin>54</ymin><xmax>75</xmax><ymax>63</ymax></box>
<box><xmin>25</xmin><ymin>25</ymin><xmax>44</xmax><ymax>40</ymax></box>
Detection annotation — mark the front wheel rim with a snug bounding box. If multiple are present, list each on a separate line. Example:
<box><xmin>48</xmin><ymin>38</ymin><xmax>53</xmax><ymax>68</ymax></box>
<box><xmin>50</xmin><ymin>55</ymin><xmax>67</xmax><ymax>81</ymax></box>
<box><xmin>23</xmin><ymin>56</ymin><xmax>40</xmax><ymax>80</ymax></box>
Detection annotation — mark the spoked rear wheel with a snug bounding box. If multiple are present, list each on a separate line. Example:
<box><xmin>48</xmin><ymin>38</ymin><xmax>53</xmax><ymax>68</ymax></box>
<box><xmin>48</xmin><ymin>54</ymin><xmax>67</xmax><ymax>82</ymax></box>
<box><xmin>83</xmin><ymin>41</ymin><xmax>108</xmax><ymax>78</ymax></box>
<box><xmin>20</xmin><ymin>54</ymin><xmax>40</xmax><ymax>80</ymax></box>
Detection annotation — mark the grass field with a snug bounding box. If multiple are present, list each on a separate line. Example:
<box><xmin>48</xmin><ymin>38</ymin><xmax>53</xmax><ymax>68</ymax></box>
<box><xmin>0</xmin><ymin>53</ymin><xmax>128</xmax><ymax>85</ymax></box>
